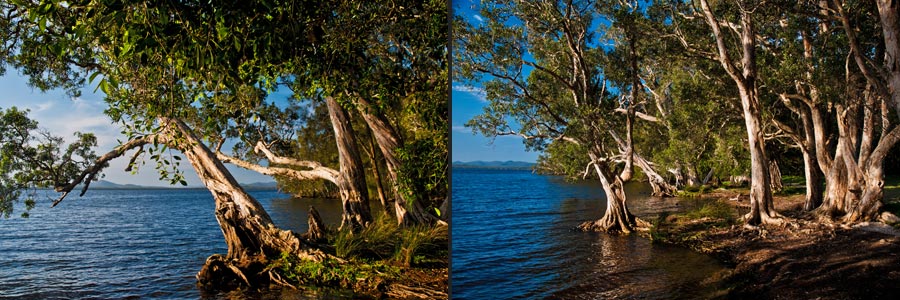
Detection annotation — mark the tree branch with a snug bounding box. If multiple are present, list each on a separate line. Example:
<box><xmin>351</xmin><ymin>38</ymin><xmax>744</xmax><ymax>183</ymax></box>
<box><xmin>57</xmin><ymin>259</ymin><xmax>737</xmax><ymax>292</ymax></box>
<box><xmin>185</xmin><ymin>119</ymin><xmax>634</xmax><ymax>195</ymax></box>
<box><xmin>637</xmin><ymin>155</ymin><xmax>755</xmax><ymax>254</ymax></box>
<box><xmin>217</xmin><ymin>152</ymin><xmax>338</xmax><ymax>184</ymax></box>
<box><xmin>51</xmin><ymin>134</ymin><xmax>161</xmax><ymax>207</ymax></box>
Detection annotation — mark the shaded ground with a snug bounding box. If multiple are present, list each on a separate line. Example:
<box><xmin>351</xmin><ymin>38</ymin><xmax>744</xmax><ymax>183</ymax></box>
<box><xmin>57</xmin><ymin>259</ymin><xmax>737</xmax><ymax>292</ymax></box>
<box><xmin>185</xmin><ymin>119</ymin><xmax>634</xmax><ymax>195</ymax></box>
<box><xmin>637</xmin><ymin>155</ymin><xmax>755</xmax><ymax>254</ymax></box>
<box><xmin>652</xmin><ymin>188</ymin><xmax>900</xmax><ymax>300</ymax></box>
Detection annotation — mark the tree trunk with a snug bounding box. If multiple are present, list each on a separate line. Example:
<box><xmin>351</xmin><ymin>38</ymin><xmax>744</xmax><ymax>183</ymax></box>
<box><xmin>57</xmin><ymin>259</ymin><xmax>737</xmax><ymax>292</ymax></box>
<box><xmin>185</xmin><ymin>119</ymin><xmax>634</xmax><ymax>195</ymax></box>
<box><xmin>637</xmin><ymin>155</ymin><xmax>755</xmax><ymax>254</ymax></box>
<box><xmin>876</xmin><ymin>0</ymin><xmax>900</xmax><ymax>124</ymax></box>
<box><xmin>699</xmin><ymin>0</ymin><xmax>780</xmax><ymax>226</ymax></box>
<box><xmin>325</xmin><ymin>96</ymin><xmax>373</xmax><ymax>231</ymax></box>
<box><xmin>578</xmin><ymin>152</ymin><xmax>640</xmax><ymax>233</ymax></box>
<box><xmin>739</xmin><ymin>87</ymin><xmax>782</xmax><ymax>226</ymax></box>
<box><xmin>844</xmin><ymin>125</ymin><xmax>900</xmax><ymax>222</ymax></box>
<box><xmin>769</xmin><ymin>160</ymin><xmax>783</xmax><ymax>193</ymax></box>
<box><xmin>154</xmin><ymin>119</ymin><xmax>325</xmax><ymax>290</ymax></box>
<box><xmin>367</xmin><ymin>132</ymin><xmax>391</xmax><ymax>216</ymax></box>
<box><xmin>353</xmin><ymin>96</ymin><xmax>434</xmax><ymax>225</ymax></box>
<box><xmin>608</xmin><ymin>129</ymin><xmax>676</xmax><ymax>196</ymax></box>
<box><xmin>801</xmin><ymin>149</ymin><xmax>823</xmax><ymax>211</ymax></box>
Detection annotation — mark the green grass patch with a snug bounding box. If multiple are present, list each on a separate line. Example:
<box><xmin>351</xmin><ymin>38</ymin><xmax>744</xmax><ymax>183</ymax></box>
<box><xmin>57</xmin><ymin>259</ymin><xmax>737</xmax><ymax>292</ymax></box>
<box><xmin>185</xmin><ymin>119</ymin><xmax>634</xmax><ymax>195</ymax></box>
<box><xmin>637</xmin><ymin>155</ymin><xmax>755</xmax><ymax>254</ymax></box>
<box><xmin>781</xmin><ymin>175</ymin><xmax>805</xmax><ymax>186</ymax></box>
<box><xmin>683</xmin><ymin>201</ymin><xmax>737</xmax><ymax>224</ymax></box>
<box><xmin>678</xmin><ymin>185</ymin><xmax>709</xmax><ymax>198</ymax></box>
<box><xmin>270</xmin><ymin>252</ymin><xmax>402</xmax><ymax>289</ymax></box>
<box><xmin>776</xmin><ymin>185</ymin><xmax>805</xmax><ymax>196</ymax></box>
<box><xmin>328</xmin><ymin>214</ymin><xmax>448</xmax><ymax>267</ymax></box>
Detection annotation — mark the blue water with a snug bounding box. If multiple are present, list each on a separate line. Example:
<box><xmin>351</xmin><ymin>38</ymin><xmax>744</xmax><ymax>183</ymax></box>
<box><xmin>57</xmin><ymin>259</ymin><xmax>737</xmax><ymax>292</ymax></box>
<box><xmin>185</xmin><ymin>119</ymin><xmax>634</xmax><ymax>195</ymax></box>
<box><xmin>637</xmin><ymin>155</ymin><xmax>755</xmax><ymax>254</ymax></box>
<box><xmin>0</xmin><ymin>189</ymin><xmax>348</xmax><ymax>299</ymax></box>
<box><xmin>451</xmin><ymin>168</ymin><xmax>726</xmax><ymax>299</ymax></box>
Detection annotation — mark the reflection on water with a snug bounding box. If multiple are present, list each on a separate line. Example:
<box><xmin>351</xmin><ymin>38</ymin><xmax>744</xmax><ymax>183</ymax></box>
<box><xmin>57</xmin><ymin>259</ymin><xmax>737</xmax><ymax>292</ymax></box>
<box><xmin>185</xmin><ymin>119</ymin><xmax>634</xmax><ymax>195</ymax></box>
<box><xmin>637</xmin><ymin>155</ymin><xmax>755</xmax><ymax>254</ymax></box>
<box><xmin>452</xmin><ymin>168</ymin><xmax>726</xmax><ymax>299</ymax></box>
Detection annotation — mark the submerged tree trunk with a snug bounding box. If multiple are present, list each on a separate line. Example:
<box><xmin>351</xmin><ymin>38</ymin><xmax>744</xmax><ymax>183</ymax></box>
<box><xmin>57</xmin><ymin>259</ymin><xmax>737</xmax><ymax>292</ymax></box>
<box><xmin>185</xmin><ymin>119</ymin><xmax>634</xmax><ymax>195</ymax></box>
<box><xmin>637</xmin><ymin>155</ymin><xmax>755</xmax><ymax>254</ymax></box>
<box><xmin>325</xmin><ymin>96</ymin><xmax>373</xmax><ymax>231</ymax></box>
<box><xmin>578</xmin><ymin>152</ymin><xmax>641</xmax><ymax>233</ymax></box>
<box><xmin>150</xmin><ymin>118</ymin><xmax>326</xmax><ymax>289</ymax></box>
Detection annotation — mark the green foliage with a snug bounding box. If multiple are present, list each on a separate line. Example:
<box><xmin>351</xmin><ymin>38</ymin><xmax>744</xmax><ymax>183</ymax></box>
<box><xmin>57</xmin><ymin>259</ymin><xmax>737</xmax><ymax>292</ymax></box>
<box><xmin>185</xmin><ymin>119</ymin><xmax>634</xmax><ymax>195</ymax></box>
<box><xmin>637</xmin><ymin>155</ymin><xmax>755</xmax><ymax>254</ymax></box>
<box><xmin>0</xmin><ymin>107</ymin><xmax>98</xmax><ymax>218</ymax></box>
<box><xmin>535</xmin><ymin>142</ymin><xmax>591</xmax><ymax>178</ymax></box>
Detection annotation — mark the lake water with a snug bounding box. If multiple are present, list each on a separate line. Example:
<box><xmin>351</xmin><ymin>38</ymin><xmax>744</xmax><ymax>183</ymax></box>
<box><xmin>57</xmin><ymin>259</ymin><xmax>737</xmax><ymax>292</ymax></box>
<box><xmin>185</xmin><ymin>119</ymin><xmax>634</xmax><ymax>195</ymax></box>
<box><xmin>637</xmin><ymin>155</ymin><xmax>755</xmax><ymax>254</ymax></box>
<box><xmin>0</xmin><ymin>188</ymin><xmax>349</xmax><ymax>299</ymax></box>
<box><xmin>451</xmin><ymin>168</ymin><xmax>727</xmax><ymax>299</ymax></box>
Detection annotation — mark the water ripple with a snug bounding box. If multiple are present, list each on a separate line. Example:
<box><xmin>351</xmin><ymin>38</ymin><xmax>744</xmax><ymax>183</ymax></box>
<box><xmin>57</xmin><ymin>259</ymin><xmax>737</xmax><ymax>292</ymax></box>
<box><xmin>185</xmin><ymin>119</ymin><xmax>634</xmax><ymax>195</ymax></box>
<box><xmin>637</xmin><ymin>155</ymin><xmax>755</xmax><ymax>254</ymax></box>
<box><xmin>0</xmin><ymin>189</ymin><xmax>354</xmax><ymax>299</ymax></box>
<box><xmin>451</xmin><ymin>168</ymin><xmax>726</xmax><ymax>299</ymax></box>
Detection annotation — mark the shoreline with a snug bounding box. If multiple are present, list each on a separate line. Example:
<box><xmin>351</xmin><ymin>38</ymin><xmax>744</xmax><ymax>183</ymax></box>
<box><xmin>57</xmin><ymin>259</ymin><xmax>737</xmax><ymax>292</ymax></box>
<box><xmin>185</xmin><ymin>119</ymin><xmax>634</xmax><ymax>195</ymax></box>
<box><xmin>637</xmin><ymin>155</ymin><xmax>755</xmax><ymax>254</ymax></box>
<box><xmin>648</xmin><ymin>189</ymin><xmax>900</xmax><ymax>299</ymax></box>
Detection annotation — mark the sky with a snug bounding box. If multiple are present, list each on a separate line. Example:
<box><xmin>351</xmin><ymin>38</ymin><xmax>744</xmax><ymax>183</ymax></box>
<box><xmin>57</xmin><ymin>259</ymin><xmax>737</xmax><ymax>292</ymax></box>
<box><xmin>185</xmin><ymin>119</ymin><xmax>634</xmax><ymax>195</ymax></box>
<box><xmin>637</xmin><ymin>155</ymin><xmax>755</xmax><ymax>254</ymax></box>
<box><xmin>451</xmin><ymin>0</ymin><xmax>540</xmax><ymax>163</ymax></box>
<box><xmin>0</xmin><ymin>72</ymin><xmax>279</xmax><ymax>187</ymax></box>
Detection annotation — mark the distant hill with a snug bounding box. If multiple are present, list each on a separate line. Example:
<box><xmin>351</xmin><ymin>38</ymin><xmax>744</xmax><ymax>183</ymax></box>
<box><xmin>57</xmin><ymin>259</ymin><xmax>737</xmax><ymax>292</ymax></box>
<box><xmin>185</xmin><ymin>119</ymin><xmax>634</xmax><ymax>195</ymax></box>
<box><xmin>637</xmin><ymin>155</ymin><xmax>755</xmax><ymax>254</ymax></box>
<box><xmin>76</xmin><ymin>180</ymin><xmax>279</xmax><ymax>190</ymax></box>
<box><xmin>241</xmin><ymin>181</ymin><xmax>280</xmax><ymax>190</ymax></box>
<box><xmin>453</xmin><ymin>160</ymin><xmax>535</xmax><ymax>170</ymax></box>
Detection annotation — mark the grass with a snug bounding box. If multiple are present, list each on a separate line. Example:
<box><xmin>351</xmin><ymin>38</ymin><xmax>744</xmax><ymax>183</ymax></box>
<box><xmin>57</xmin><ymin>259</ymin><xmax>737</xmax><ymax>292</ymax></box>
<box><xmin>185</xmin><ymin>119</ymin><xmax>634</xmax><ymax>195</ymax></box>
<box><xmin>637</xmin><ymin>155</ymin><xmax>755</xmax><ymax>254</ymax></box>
<box><xmin>677</xmin><ymin>185</ymin><xmax>709</xmax><ymax>198</ymax></box>
<box><xmin>268</xmin><ymin>214</ymin><xmax>448</xmax><ymax>292</ymax></box>
<box><xmin>329</xmin><ymin>214</ymin><xmax>448</xmax><ymax>266</ymax></box>
<box><xmin>270</xmin><ymin>252</ymin><xmax>402</xmax><ymax>289</ymax></box>
<box><xmin>683</xmin><ymin>201</ymin><xmax>737</xmax><ymax>224</ymax></box>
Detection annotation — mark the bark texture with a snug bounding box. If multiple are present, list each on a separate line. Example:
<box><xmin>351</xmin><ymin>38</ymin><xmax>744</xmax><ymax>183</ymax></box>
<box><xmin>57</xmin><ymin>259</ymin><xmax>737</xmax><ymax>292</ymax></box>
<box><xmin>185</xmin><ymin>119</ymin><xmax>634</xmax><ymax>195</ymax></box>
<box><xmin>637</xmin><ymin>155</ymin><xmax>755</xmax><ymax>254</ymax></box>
<box><xmin>149</xmin><ymin>118</ymin><xmax>327</xmax><ymax>290</ymax></box>
<box><xmin>325</xmin><ymin>96</ymin><xmax>373</xmax><ymax>231</ymax></box>
<box><xmin>578</xmin><ymin>152</ymin><xmax>644</xmax><ymax>233</ymax></box>
<box><xmin>353</xmin><ymin>96</ymin><xmax>435</xmax><ymax>226</ymax></box>
<box><xmin>699</xmin><ymin>0</ymin><xmax>781</xmax><ymax>225</ymax></box>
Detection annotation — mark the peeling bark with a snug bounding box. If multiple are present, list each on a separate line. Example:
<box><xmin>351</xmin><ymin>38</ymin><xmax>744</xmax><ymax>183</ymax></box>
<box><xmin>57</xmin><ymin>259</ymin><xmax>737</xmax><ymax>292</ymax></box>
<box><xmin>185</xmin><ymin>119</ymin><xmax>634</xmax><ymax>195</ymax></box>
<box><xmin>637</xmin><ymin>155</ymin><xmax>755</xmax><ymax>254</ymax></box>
<box><xmin>353</xmin><ymin>96</ymin><xmax>435</xmax><ymax>226</ymax></box>
<box><xmin>699</xmin><ymin>0</ymin><xmax>781</xmax><ymax>226</ymax></box>
<box><xmin>578</xmin><ymin>152</ymin><xmax>644</xmax><ymax>233</ymax></box>
<box><xmin>608</xmin><ymin>129</ymin><xmax>676</xmax><ymax>196</ymax></box>
<box><xmin>150</xmin><ymin>118</ymin><xmax>327</xmax><ymax>290</ymax></box>
<box><xmin>325</xmin><ymin>96</ymin><xmax>373</xmax><ymax>231</ymax></box>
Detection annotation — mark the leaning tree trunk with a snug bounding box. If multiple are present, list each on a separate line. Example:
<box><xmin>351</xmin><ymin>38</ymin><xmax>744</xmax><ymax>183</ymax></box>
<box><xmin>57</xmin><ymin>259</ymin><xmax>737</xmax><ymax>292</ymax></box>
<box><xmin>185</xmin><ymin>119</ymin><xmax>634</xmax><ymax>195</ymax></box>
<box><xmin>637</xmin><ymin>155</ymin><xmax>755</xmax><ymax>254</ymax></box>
<box><xmin>875</xmin><ymin>0</ymin><xmax>900</xmax><ymax>124</ymax></box>
<box><xmin>157</xmin><ymin>119</ymin><xmax>326</xmax><ymax>290</ymax></box>
<box><xmin>325</xmin><ymin>96</ymin><xmax>373</xmax><ymax>231</ymax></box>
<box><xmin>353</xmin><ymin>96</ymin><xmax>435</xmax><ymax>225</ymax></box>
<box><xmin>578</xmin><ymin>152</ymin><xmax>641</xmax><ymax>233</ymax></box>
<box><xmin>608</xmin><ymin>129</ymin><xmax>676</xmax><ymax>196</ymax></box>
<box><xmin>366</xmin><ymin>132</ymin><xmax>391</xmax><ymax>216</ymax></box>
<box><xmin>844</xmin><ymin>125</ymin><xmax>900</xmax><ymax>222</ymax></box>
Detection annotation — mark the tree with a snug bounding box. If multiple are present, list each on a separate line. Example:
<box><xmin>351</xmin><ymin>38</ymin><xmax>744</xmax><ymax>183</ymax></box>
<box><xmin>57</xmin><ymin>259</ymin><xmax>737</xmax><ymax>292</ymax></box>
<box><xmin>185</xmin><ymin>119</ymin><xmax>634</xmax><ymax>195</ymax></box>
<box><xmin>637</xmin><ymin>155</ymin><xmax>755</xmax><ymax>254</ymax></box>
<box><xmin>0</xmin><ymin>0</ymin><xmax>445</xmax><ymax>290</ymax></box>
<box><xmin>0</xmin><ymin>107</ymin><xmax>98</xmax><ymax>218</ymax></box>
<box><xmin>667</xmin><ymin>0</ymin><xmax>782</xmax><ymax>225</ymax></box>
<box><xmin>456</xmin><ymin>0</ymin><xmax>676</xmax><ymax>233</ymax></box>
<box><xmin>288</xmin><ymin>0</ymin><xmax>449</xmax><ymax>225</ymax></box>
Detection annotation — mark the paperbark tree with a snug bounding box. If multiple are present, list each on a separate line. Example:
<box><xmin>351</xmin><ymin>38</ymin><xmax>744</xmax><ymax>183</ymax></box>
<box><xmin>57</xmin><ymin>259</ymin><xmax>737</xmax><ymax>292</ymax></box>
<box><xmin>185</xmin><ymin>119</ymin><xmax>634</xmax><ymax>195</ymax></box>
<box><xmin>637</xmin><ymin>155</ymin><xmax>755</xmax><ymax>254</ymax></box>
<box><xmin>693</xmin><ymin>0</ymin><xmax>782</xmax><ymax>225</ymax></box>
<box><xmin>456</xmin><ymin>0</ymin><xmax>668</xmax><ymax>233</ymax></box>
<box><xmin>0</xmin><ymin>0</ymin><xmax>445</xmax><ymax>291</ymax></box>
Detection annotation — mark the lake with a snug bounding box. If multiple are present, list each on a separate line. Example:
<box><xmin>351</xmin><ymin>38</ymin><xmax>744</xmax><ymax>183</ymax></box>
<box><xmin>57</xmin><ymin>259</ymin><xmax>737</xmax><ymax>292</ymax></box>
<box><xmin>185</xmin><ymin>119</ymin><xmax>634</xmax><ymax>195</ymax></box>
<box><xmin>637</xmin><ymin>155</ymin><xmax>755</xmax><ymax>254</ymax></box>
<box><xmin>0</xmin><ymin>188</ymin><xmax>350</xmax><ymax>299</ymax></box>
<box><xmin>451</xmin><ymin>168</ymin><xmax>727</xmax><ymax>299</ymax></box>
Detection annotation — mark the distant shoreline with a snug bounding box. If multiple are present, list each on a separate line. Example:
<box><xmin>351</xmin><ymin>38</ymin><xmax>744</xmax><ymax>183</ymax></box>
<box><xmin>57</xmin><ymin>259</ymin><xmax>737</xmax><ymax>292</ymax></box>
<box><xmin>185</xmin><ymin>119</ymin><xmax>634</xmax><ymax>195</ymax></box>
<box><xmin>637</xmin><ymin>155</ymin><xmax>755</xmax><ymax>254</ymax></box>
<box><xmin>452</xmin><ymin>160</ymin><xmax>535</xmax><ymax>171</ymax></box>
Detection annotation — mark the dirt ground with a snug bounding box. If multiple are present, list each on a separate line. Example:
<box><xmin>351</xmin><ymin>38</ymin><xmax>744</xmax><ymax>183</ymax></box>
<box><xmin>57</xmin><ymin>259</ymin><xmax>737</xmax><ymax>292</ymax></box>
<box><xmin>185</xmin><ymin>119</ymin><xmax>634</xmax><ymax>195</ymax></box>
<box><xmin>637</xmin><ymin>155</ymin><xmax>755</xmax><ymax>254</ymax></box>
<box><xmin>655</xmin><ymin>190</ymin><xmax>900</xmax><ymax>300</ymax></box>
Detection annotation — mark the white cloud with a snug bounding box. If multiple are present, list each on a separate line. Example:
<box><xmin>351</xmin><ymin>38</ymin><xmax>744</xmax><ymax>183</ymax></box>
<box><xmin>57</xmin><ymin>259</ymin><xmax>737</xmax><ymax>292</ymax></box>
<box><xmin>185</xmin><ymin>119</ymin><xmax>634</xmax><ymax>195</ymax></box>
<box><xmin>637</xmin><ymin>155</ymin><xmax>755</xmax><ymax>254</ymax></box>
<box><xmin>32</xmin><ymin>101</ymin><xmax>54</xmax><ymax>112</ymax></box>
<box><xmin>452</xmin><ymin>125</ymin><xmax>472</xmax><ymax>133</ymax></box>
<box><xmin>473</xmin><ymin>14</ymin><xmax>484</xmax><ymax>22</ymax></box>
<box><xmin>452</xmin><ymin>85</ymin><xmax>487</xmax><ymax>102</ymax></box>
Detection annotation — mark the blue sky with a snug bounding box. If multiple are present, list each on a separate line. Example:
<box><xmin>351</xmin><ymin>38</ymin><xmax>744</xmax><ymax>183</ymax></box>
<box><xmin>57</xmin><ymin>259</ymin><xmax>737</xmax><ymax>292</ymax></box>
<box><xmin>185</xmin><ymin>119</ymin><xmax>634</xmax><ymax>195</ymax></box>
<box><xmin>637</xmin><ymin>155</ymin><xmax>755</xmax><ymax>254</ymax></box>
<box><xmin>451</xmin><ymin>0</ymin><xmax>539</xmax><ymax>163</ymax></box>
<box><xmin>0</xmin><ymin>72</ymin><xmax>279</xmax><ymax>187</ymax></box>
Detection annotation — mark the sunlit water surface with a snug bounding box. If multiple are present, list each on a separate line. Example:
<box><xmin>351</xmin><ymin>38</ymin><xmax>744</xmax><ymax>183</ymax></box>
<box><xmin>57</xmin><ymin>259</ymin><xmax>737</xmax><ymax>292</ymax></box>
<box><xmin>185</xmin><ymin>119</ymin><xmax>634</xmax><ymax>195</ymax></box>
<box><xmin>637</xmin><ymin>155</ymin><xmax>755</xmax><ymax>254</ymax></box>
<box><xmin>0</xmin><ymin>188</ymin><xmax>352</xmax><ymax>299</ymax></box>
<box><xmin>452</xmin><ymin>168</ymin><xmax>727</xmax><ymax>299</ymax></box>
